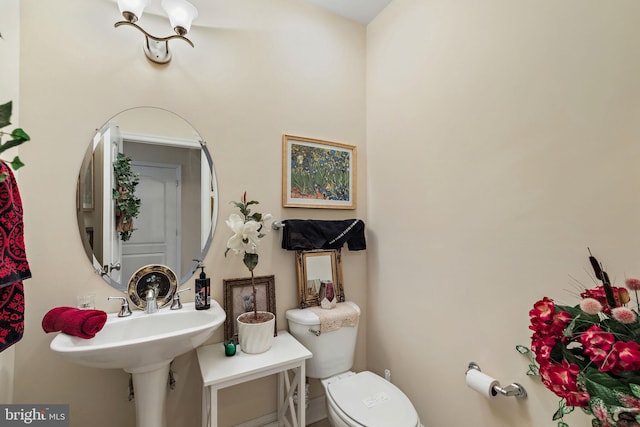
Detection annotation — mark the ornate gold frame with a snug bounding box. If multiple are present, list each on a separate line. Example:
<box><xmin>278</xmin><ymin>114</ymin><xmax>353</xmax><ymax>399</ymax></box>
<box><xmin>295</xmin><ymin>249</ymin><xmax>344</xmax><ymax>309</ymax></box>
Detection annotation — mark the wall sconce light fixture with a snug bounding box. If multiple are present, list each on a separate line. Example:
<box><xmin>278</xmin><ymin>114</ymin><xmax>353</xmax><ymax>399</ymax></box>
<box><xmin>115</xmin><ymin>0</ymin><xmax>198</xmax><ymax>64</ymax></box>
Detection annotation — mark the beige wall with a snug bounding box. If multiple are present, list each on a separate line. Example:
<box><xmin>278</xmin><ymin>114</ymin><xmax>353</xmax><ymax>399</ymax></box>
<box><xmin>13</xmin><ymin>1</ymin><xmax>366</xmax><ymax>426</ymax></box>
<box><xmin>367</xmin><ymin>1</ymin><xmax>640</xmax><ymax>426</ymax></box>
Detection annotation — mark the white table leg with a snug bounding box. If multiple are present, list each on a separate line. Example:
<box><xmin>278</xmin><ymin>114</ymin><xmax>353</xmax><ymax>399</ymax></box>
<box><xmin>286</xmin><ymin>371</ymin><xmax>296</xmax><ymax>427</ymax></box>
<box><xmin>210</xmin><ymin>386</ymin><xmax>218</xmax><ymax>427</ymax></box>
<box><xmin>202</xmin><ymin>386</ymin><xmax>207</xmax><ymax>427</ymax></box>
<box><xmin>298</xmin><ymin>363</ymin><xmax>305</xmax><ymax>427</ymax></box>
<box><xmin>277</xmin><ymin>372</ymin><xmax>284</xmax><ymax>426</ymax></box>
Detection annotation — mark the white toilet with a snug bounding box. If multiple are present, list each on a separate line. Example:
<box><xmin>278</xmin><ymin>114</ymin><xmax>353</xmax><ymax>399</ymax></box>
<box><xmin>286</xmin><ymin>302</ymin><xmax>421</xmax><ymax>427</ymax></box>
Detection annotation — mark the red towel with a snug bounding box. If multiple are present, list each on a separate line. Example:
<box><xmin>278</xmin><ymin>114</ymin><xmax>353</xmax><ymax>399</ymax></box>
<box><xmin>42</xmin><ymin>307</ymin><xmax>107</xmax><ymax>339</ymax></box>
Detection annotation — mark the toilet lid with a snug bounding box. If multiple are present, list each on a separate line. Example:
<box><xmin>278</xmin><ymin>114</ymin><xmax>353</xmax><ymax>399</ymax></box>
<box><xmin>327</xmin><ymin>371</ymin><xmax>418</xmax><ymax>427</ymax></box>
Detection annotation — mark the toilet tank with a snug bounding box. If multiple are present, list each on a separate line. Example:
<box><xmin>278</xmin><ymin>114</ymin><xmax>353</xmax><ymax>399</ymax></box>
<box><xmin>285</xmin><ymin>301</ymin><xmax>360</xmax><ymax>379</ymax></box>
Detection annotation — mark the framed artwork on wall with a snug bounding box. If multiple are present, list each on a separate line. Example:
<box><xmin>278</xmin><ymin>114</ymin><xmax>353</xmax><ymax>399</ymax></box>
<box><xmin>223</xmin><ymin>275</ymin><xmax>276</xmax><ymax>341</ymax></box>
<box><xmin>282</xmin><ymin>134</ymin><xmax>356</xmax><ymax>209</ymax></box>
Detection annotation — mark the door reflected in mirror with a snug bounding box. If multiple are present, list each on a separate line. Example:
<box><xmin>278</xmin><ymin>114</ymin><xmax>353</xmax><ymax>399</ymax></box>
<box><xmin>76</xmin><ymin>107</ymin><xmax>218</xmax><ymax>292</ymax></box>
<box><xmin>295</xmin><ymin>249</ymin><xmax>344</xmax><ymax>308</ymax></box>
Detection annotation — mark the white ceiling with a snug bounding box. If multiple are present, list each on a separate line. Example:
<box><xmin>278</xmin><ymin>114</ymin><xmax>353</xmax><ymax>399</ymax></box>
<box><xmin>303</xmin><ymin>0</ymin><xmax>392</xmax><ymax>24</ymax></box>
<box><xmin>138</xmin><ymin>0</ymin><xmax>391</xmax><ymax>27</ymax></box>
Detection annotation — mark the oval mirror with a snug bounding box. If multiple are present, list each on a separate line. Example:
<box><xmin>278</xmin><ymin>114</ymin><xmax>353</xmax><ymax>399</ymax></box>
<box><xmin>76</xmin><ymin>107</ymin><xmax>218</xmax><ymax>292</ymax></box>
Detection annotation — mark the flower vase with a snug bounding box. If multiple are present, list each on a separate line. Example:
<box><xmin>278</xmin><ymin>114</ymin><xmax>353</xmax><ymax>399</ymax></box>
<box><xmin>237</xmin><ymin>311</ymin><xmax>275</xmax><ymax>354</ymax></box>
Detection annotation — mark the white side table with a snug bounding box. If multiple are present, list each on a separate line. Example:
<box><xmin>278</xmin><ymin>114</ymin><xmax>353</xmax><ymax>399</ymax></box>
<box><xmin>196</xmin><ymin>331</ymin><xmax>313</xmax><ymax>427</ymax></box>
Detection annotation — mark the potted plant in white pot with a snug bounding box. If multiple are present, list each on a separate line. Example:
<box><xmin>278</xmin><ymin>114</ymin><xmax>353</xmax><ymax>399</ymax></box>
<box><xmin>225</xmin><ymin>192</ymin><xmax>274</xmax><ymax>354</ymax></box>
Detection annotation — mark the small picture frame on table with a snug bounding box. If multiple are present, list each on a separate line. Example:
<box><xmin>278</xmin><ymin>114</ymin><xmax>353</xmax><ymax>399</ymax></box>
<box><xmin>223</xmin><ymin>275</ymin><xmax>276</xmax><ymax>341</ymax></box>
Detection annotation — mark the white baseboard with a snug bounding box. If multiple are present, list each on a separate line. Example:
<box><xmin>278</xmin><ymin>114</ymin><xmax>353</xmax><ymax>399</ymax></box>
<box><xmin>234</xmin><ymin>396</ymin><xmax>327</xmax><ymax>427</ymax></box>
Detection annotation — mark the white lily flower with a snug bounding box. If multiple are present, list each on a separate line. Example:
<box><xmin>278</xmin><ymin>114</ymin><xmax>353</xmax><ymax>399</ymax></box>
<box><xmin>226</xmin><ymin>214</ymin><xmax>261</xmax><ymax>254</ymax></box>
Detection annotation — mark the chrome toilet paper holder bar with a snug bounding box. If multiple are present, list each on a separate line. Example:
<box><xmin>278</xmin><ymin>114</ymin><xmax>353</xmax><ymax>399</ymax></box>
<box><xmin>467</xmin><ymin>362</ymin><xmax>527</xmax><ymax>399</ymax></box>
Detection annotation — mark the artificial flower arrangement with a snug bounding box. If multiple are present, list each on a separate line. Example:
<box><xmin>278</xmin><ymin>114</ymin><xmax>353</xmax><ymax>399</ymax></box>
<box><xmin>525</xmin><ymin>250</ymin><xmax>640</xmax><ymax>427</ymax></box>
<box><xmin>224</xmin><ymin>192</ymin><xmax>272</xmax><ymax>321</ymax></box>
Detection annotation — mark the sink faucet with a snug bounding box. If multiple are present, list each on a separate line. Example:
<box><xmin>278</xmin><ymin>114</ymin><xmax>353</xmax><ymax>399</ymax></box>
<box><xmin>108</xmin><ymin>296</ymin><xmax>132</xmax><ymax>317</ymax></box>
<box><xmin>145</xmin><ymin>288</ymin><xmax>158</xmax><ymax>314</ymax></box>
<box><xmin>170</xmin><ymin>288</ymin><xmax>191</xmax><ymax>310</ymax></box>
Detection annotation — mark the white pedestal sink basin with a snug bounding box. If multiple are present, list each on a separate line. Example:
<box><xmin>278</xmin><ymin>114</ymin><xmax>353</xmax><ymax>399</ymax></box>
<box><xmin>50</xmin><ymin>301</ymin><xmax>225</xmax><ymax>427</ymax></box>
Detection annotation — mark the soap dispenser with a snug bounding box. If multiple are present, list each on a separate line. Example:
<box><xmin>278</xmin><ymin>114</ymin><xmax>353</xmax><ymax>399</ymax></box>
<box><xmin>194</xmin><ymin>261</ymin><xmax>210</xmax><ymax>310</ymax></box>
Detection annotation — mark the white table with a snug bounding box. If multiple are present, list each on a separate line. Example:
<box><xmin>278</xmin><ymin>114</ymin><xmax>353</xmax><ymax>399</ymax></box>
<box><xmin>196</xmin><ymin>331</ymin><xmax>313</xmax><ymax>427</ymax></box>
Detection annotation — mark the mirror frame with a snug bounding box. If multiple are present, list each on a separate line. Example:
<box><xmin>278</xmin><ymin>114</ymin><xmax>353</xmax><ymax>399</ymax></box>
<box><xmin>295</xmin><ymin>249</ymin><xmax>344</xmax><ymax>309</ymax></box>
<box><xmin>76</xmin><ymin>107</ymin><xmax>219</xmax><ymax>292</ymax></box>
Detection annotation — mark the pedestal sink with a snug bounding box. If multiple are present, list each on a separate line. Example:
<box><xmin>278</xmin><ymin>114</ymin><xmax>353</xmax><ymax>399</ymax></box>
<box><xmin>50</xmin><ymin>301</ymin><xmax>225</xmax><ymax>427</ymax></box>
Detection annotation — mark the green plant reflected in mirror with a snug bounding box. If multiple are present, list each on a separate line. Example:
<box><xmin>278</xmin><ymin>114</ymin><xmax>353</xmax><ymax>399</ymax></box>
<box><xmin>112</xmin><ymin>152</ymin><xmax>141</xmax><ymax>242</ymax></box>
<box><xmin>76</xmin><ymin>107</ymin><xmax>218</xmax><ymax>292</ymax></box>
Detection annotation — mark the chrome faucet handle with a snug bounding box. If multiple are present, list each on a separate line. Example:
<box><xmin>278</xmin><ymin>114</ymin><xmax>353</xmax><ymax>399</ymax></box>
<box><xmin>170</xmin><ymin>288</ymin><xmax>191</xmax><ymax>310</ymax></box>
<box><xmin>108</xmin><ymin>296</ymin><xmax>132</xmax><ymax>317</ymax></box>
<box><xmin>144</xmin><ymin>287</ymin><xmax>159</xmax><ymax>314</ymax></box>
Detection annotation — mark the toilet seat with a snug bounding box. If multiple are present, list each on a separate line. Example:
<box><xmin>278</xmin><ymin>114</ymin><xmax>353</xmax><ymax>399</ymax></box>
<box><xmin>325</xmin><ymin>371</ymin><xmax>419</xmax><ymax>427</ymax></box>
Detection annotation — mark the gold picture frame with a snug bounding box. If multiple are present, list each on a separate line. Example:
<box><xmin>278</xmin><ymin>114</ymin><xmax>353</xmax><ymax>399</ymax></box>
<box><xmin>282</xmin><ymin>135</ymin><xmax>356</xmax><ymax>209</ymax></box>
<box><xmin>295</xmin><ymin>250</ymin><xmax>344</xmax><ymax>309</ymax></box>
<box><xmin>223</xmin><ymin>275</ymin><xmax>277</xmax><ymax>341</ymax></box>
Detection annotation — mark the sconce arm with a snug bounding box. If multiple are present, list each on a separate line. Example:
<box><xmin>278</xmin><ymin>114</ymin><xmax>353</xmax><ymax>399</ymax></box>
<box><xmin>114</xmin><ymin>21</ymin><xmax>195</xmax><ymax>47</ymax></box>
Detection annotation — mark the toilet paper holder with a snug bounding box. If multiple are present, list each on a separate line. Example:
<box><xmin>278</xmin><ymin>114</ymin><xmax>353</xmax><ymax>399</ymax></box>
<box><xmin>466</xmin><ymin>362</ymin><xmax>527</xmax><ymax>399</ymax></box>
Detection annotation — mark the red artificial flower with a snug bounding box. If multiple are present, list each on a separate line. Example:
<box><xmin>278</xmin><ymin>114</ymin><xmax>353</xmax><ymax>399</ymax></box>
<box><xmin>530</xmin><ymin>297</ymin><xmax>555</xmax><ymax>322</ymax></box>
<box><xmin>544</xmin><ymin>361</ymin><xmax>580</xmax><ymax>391</ymax></box>
<box><xmin>530</xmin><ymin>333</ymin><xmax>556</xmax><ymax>365</ymax></box>
<box><xmin>581</xmin><ymin>325</ymin><xmax>615</xmax><ymax>351</ymax></box>
<box><xmin>599</xmin><ymin>351</ymin><xmax>618</xmax><ymax>373</ymax></box>
<box><xmin>580</xmin><ymin>325</ymin><xmax>616</xmax><ymax>368</ymax></box>
<box><xmin>539</xmin><ymin>361</ymin><xmax>590</xmax><ymax>407</ymax></box>
<box><xmin>529</xmin><ymin>297</ymin><xmax>572</xmax><ymax>338</ymax></box>
<box><xmin>581</xmin><ymin>286</ymin><xmax>630</xmax><ymax>313</ymax></box>
<box><xmin>613</xmin><ymin>341</ymin><xmax>640</xmax><ymax>372</ymax></box>
<box><xmin>565</xmin><ymin>390</ymin><xmax>591</xmax><ymax>408</ymax></box>
<box><xmin>552</xmin><ymin>311</ymin><xmax>572</xmax><ymax>334</ymax></box>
